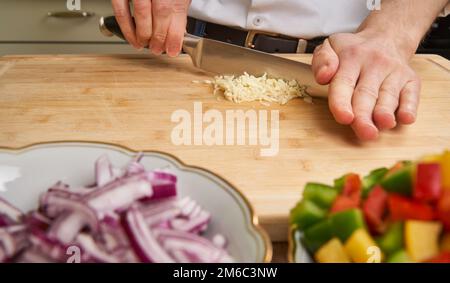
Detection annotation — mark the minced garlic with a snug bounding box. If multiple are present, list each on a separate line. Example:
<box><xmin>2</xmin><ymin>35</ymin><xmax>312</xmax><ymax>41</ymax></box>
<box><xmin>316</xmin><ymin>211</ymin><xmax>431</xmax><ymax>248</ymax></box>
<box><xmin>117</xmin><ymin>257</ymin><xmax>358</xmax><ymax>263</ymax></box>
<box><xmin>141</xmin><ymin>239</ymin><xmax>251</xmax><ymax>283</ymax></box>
<box><xmin>200</xmin><ymin>73</ymin><xmax>311</xmax><ymax>105</ymax></box>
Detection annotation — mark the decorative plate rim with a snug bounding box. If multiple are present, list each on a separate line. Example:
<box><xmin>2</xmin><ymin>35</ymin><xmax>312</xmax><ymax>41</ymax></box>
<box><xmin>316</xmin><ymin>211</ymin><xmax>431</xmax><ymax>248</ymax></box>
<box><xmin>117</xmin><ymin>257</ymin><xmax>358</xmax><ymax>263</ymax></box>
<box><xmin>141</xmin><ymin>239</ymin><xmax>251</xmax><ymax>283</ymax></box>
<box><xmin>287</xmin><ymin>224</ymin><xmax>299</xmax><ymax>263</ymax></box>
<box><xmin>0</xmin><ymin>140</ymin><xmax>273</xmax><ymax>263</ymax></box>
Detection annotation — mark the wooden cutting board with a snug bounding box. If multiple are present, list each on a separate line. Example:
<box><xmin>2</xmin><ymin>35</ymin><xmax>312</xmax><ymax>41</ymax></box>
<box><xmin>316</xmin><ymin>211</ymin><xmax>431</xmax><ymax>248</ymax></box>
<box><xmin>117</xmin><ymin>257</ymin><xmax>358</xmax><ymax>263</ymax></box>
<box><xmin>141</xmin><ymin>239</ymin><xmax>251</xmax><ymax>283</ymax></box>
<box><xmin>0</xmin><ymin>54</ymin><xmax>449</xmax><ymax>241</ymax></box>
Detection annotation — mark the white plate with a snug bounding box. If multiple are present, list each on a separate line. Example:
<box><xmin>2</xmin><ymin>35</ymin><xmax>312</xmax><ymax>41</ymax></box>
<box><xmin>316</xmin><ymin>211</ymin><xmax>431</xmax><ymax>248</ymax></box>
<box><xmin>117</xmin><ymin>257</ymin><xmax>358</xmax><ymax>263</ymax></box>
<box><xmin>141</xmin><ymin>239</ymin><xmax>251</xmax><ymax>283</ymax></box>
<box><xmin>0</xmin><ymin>142</ymin><xmax>272</xmax><ymax>263</ymax></box>
<box><xmin>288</xmin><ymin>227</ymin><xmax>313</xmax><ymax>263</ymax></box>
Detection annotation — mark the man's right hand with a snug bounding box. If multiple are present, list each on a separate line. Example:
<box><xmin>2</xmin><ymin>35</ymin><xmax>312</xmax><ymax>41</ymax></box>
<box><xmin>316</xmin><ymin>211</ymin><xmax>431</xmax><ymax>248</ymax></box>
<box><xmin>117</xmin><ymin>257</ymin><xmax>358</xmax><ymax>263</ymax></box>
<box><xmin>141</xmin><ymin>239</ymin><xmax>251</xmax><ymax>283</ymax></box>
<box><xmin>111</xmin><ymin>0</ymin><xmax>191</xmax><ymax>57</ymax></box>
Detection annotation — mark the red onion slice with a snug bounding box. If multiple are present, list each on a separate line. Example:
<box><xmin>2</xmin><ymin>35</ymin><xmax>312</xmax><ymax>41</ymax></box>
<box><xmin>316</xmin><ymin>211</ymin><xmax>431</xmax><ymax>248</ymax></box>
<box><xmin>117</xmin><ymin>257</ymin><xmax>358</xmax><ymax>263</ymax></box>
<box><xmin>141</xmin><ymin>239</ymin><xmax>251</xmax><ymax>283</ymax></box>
<box><xmin>0</xmin><ymin>154</ymin><xmax>234</xmax><ymax>263</ymax></box>
<box><xmin>123</xmin><ymin>207</ymin><xmax>174</xmax><ymax>263</ymax></box>
<box><xmin>0</xmin><ymin>197</ymin><xmax>23</xmax><ymax>223</ymax></box>
<box><xmin>95</xmin><ymin>155</ymin><xmax>114</xmax><ymax>187</ymax></box>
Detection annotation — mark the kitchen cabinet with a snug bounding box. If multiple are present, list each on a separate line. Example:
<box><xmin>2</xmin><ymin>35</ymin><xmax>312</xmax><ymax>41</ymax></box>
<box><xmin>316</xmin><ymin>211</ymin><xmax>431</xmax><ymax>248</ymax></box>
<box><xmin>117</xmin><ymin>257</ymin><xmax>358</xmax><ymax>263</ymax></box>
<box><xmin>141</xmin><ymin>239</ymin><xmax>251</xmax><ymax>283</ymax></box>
<box><xmin>0</xmin><ymin>0</ymin><xmax>138</xmax><ymax>55</ymax></box>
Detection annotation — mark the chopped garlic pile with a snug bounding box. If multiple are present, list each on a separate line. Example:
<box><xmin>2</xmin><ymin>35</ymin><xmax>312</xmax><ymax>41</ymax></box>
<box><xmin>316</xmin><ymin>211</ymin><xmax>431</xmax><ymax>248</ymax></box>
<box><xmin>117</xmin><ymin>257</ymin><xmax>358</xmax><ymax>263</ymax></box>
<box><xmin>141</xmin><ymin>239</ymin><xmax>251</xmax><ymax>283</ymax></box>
<box><xmin>200</xmin><ymin>73</ymin><xmax>311</xmax><ymax>105</ymax></box>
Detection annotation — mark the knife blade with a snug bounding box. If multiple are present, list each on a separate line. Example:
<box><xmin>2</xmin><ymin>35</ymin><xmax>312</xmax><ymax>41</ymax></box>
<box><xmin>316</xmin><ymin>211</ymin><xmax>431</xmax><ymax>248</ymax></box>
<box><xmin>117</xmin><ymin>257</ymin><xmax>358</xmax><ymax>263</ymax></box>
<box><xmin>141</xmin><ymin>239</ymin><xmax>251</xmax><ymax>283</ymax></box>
<box><xmin>100</xmin><ymin>16</ymin><xmax>328</xmax><ymax>98</ymax></box>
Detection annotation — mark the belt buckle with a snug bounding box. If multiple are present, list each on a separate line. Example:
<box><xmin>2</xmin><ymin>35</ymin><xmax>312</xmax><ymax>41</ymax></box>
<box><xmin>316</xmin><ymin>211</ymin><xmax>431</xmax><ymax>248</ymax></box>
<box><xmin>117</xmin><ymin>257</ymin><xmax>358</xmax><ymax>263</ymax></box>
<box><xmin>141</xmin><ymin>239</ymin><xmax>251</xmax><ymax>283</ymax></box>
<box><xmin>245</xmin><ymin>30</ymin><xmax>280</xmax><ymax>49</ymax></box>
<box><xmin>245</xmin><ymin>30</ymin><xmax>309</xmax><ymax>53</ymax></box>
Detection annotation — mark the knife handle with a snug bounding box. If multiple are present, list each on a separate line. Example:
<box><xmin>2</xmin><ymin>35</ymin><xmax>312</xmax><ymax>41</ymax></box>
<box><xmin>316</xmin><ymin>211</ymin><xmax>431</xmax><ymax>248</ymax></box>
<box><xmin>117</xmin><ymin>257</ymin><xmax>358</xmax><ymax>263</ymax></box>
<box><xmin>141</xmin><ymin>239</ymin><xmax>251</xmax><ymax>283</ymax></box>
<box><xmin>99</xmin><ymin>16</ymin><xmax>128</xmax><ymax>42</ymax></box>
<box><xmin>99</xmin><ymin>16</ymin><xmax>200</xmax><ymax>50</ymax></box>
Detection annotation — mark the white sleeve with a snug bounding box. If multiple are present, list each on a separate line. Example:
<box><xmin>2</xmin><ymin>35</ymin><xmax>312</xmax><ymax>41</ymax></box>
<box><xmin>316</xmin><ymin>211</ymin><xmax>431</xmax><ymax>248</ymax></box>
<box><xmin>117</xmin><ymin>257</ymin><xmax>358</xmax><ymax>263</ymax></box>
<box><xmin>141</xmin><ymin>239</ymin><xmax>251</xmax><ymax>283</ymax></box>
<box><xmin>440</xmin><ymin>1</ymin><xmax>450</xmax><ymax>17</ymax></box>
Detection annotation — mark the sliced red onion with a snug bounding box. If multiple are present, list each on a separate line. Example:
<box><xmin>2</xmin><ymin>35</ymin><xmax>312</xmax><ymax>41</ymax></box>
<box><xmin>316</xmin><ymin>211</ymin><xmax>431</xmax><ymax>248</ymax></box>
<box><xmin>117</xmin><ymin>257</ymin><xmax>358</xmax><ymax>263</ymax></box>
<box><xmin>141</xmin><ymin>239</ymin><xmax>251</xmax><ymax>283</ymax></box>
<box><xmin>139</xmin><ymin>197</ymin><xmax>180</xmax><ymax>216</ymax></box>
<box><xmin>0</xmin><ymin>214</ymin><xmax>14</xmax><ymax>227</ymax></box>
<box><xmin>155</xmin><ymin>228</ymin><xmax>233</xmax><ymax>263</ymax></box>
<box><xmin>126</xmin><ymin>161</ymin><xmax>145</xmax><ymax>176</ymax></box>
<box><xmin>152</xmin><ymin>170</ymin><xmax>177</xmax><ymax>183</ymax></box>
<box><xmin>123</xmin><ymin>206</ymin><xmax>174</xmax><ymax>263</ymax></box>
<box><xmin>169</xmin><ymin>210</ymin><xmax>211</xmax><ymax>233</ymax></box>
<box><xmin>95</xmin><ymin>155</ymin><xmax>114</xmax><ymax>187</ymax></box>
<box><xmin>75</xmin><ymin>234</ymin><xmax>119</xmax><ymax>263</ymax></box>
<box><xmin>24</xmin><ymin>212</ymin><xmax>51</xmax><ymax>236</ymax></box>
<box><xmin>0</xmin><ymin>154</ymin><xmax>233</xmax><ymax>263</ymax></box>
<box><xmin>41</xmin><ymin>194</ymin><xmax>98</xmax><ymax>231</ymax></box>
<box><xmin>147</xmin><ymin>180</ymin><xmax>177</xmax><ymax>200</ymax></box>
<box><xmin>48</xmin><ymin>211</ymin><xmax>91</xmax><ymax>244</ymax></box>
<box><xmin>16</xmin><ymin>248</ymin><xmax>56</xmax><ymax>263</ymax></box>
<box><xmin>28</xmin><ymin>229</ymin><xmax>69</xmax><ymax>261</ymax></box>
<box><xmin>87</xmin><ymin>179</ymin><xmax>153</xmax><ymax>215</ymax></box>
<box><xmin>0</xmin><ymin>225</ymin><xmax>29</xmax><ymax>262</ymax></box>
<box><xmin>0</xmin><ymin>197</ymin><xmax>24</xmax><ymax>223</ymax></box>
<box><xmin>212</xmin><ymin>234</ymin><xmax>227</xmax><ymax>249</ymax></box>
<box><xmin>99</xmin><ymin>216</ymin><xmax>131</xmax><ymax>252</ymax></box>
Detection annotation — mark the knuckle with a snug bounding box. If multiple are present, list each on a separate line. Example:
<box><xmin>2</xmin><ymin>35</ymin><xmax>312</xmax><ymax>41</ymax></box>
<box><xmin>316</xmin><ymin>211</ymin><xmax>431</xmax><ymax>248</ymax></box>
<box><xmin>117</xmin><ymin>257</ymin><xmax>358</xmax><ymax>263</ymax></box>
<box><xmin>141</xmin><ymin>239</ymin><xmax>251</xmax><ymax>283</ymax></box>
<box><xmin>379</xmin><ymin>86</ymin><xmax>399</xmax><ymax>101</ymax></box>
<box><xmin>374</xmin><ymin>105</ymin><xmax>394</xmax><ymax>116</ymax></box>
<box><xmin>333</xmin><ymin>74</ymin><xmax>356</xmax><ymax>88</ymax></box>
<box><xmin>313</xmin><ymin>44</ymin><xmax>323</xmax><ymax>55</ymax></box>
<box><xmin>133</xmin><ymin>0</ymin><xmax>149</xmax><ymax>12</ymax></box>
<box><xmin>113</xmin><ymin>6</ymin><xmax>129</xmax><ymax>19</ymax></box>
<box><xmin>355</xmin><ymin>84</ymin><xmax>378</xmax><ymax>100</ymax></box>
<box><xmin>154</xmin><ymin>0</ymin><xmax>173</xmax><ymax>16</ymax></box>
<box><xmin>369</xmin><ymin>51</ymin><xmax>392</xmax><ymax>68</ymax></box>
<box><xmin>172</xmin><ymin>0</ymin><xmax>189</xmax><ymax>13</ymax></box>
<box><xmin>342</xmin><ymin>45</ymin><xmax>362</xmax><ymax>58</ymax></box>
<box><xmin>137</xmin><ymin>28</ymin><xmax>151</xmax><ymax>39</ymax></box>
<box><xmin>152</xmin><ymin>31</ymin><xmax>167</xmax><ymax>43</ymax></box>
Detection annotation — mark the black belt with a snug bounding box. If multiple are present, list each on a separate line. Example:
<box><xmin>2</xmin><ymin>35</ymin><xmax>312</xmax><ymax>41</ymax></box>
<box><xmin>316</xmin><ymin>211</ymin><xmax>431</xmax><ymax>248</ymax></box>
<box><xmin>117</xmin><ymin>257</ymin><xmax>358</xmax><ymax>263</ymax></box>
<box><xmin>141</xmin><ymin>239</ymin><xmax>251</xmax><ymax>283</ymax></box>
<box><xmin>187</xmin><ymin>17</ymin><xmax>326</xmax><ymax>54</ymax></box>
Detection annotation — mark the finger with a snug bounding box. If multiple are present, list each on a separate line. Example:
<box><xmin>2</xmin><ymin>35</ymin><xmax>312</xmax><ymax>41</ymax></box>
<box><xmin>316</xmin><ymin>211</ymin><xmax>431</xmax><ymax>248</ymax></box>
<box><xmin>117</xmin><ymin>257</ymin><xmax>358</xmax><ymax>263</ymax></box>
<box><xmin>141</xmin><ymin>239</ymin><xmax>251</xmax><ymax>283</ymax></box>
<box><xmin>150</xmin><ymin>0</ymin><xmax>173</xmax><ymax>55</ymax></box>
<box><xmin>312</xmin><ymin>39</ymin><xmax>339</xmax><ymax>85</ymax></box>
<box><xmin>112</xmin><ymin>0</ymin><xmax>140</xmax><ymax>49</ymax></box>
<box><xmin>397</xmin><ymin>76</ymin><xmax>421</xmax><ymax>124</ymax></box>
<box><xmin>165</xmin><ymin>1</ymin><xmax>189</xmax><ymax>57</ymax></box>
<box><xmin>328</xmin><ymin>59</ymin><xmax>360</xmax><ymax>125</ymax></box>
<box><xmin>133</xmin><ymin>0</ymin><xmax>153</xmax><ymax>47</ymax></box>
<box><xmin>350</xmin><ymin>66</ymin><xmax>388</xmax><ymax>140</ymax></box>
<box><xmin>373</xmin><ymin>70</ymin><xmax>408</xmax><ymax>130</ymax></box>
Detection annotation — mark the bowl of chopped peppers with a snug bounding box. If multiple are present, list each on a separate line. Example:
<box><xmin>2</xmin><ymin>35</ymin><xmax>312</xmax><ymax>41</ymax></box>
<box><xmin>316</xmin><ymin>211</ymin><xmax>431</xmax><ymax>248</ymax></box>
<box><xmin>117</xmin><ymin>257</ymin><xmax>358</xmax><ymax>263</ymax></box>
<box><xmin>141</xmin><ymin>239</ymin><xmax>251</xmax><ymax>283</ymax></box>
<box><xmin>289</xmin><ymin>150</ymin><xmax>450</xmax><ymax>263</ymax></box>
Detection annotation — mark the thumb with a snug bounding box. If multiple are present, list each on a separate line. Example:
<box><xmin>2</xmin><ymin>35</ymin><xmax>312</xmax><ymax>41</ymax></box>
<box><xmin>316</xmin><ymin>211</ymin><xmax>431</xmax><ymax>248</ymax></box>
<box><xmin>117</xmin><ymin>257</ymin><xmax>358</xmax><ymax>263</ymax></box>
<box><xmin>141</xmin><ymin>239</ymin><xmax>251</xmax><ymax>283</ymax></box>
<box><xmin>311</xmin><ymin>39</ymin><xmax>339</xmax><ymax>85</ymax></box>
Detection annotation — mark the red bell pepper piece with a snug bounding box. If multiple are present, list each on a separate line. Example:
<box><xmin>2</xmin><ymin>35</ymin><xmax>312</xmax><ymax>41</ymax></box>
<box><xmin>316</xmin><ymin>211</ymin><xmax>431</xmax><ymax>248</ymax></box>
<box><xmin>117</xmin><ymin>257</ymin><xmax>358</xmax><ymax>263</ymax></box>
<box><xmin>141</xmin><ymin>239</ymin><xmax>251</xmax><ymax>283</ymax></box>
<box><xmin>363</xmin><ymin>185</ymin><xmax>388</xmax><ymax>234</ymax></box>
<box><xmin>388</xmin><ymin>194</ymin><xmax>435</xmax><ymax>221</ymax></box>
<box><xmin>331</xmin><ymin>196</ymin><xmax>358</xmax><ymax>213</ymax></box>
<box><xmin>426</xmin><ymin>252</ymin><xmax>450</xmax><ymax>263</ymax></box>
<box><xmin>342</xmin><ymin>173</ymin><xmax>362</xmax><ymax>204</ymax></box>
<box><xmin>438</xmin><ymin>190</ymin><xmax>450</xmax><ymax>231</ymax></box>
<box><xmin>414</xmin><ymin>163</ymin><xmax>442</xmax><ymax>202</ymax></box>
<box><xmin>331</xmin><ymin>174</ymin><xmax>362</xmax><ymax>213</ymax></box>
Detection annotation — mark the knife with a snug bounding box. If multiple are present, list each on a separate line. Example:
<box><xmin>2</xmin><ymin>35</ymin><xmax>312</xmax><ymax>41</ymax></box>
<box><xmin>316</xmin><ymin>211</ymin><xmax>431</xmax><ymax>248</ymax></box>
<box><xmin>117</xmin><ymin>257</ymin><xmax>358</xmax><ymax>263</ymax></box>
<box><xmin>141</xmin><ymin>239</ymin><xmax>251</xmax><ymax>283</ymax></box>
<box><xmin>99</xmin><ymin>16</ymin><xmax>328</xmax><ymax>98</ymax></box>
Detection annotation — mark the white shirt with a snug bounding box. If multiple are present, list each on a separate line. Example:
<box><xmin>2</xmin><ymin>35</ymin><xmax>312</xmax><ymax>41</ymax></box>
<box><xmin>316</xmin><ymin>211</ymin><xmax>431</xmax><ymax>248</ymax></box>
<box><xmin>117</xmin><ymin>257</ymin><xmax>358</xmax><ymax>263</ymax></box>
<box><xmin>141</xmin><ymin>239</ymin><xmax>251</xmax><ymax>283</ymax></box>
<box><xmin>189</xmin><ymin>0</ymin><xmax>450</xmax><ymax>39</ymax></box>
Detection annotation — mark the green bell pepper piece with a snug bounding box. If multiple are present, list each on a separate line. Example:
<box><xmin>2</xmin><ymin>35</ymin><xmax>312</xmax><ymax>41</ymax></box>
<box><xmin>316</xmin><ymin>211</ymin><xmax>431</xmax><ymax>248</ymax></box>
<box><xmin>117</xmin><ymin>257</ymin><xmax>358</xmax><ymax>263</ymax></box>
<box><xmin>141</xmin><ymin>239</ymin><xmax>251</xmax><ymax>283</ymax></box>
<box><xmin>290</xmin><ymin>200</ymin><xmax>327</xmax><ymax>230</ymax></box>
<box><xmin>380</xmin><ymin>164</ymin><xmax>413</xmax><ymax>196</ymax></box>
<box><xmin>302</xmin><ymin>218</ymin><xmax>334</xmax><ymax>253</ymax></box>
<box><xmin>333</xmin><ymin>174</ymin><xmax>348</xmax><ymax>193</ymax></box>
<box><xmin>362</xmin><ymin>167</ymin><xmax>389</xmax><ymax>198</ymax></box>
<box><xmin>330</xmin><ymin>208</ymin><xmax>366</xmax><ymax>242</ymax></box>
<box><xmin>376</xmin><ymin>222</ymin><xmax>404</xmax><ymax>255</ymax></box>
<box><xmin>387</xmin><ymin>249</ymin><xmax>412</xmax><ymax>263</ymax></box>
<box><xmin>303</xmin><ymin>183</ymin><xmax>338</xmax><ymax>209</ymax></box>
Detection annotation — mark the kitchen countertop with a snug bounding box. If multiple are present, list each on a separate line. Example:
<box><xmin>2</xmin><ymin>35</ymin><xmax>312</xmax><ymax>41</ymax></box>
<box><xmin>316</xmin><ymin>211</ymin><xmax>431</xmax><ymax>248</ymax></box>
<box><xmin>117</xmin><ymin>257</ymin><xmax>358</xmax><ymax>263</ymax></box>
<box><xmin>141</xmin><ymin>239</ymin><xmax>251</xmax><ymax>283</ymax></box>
<box><xmin>0</xmin><ymin>53</ymin><xmax>449</xmax><ymax>243</ymax></box>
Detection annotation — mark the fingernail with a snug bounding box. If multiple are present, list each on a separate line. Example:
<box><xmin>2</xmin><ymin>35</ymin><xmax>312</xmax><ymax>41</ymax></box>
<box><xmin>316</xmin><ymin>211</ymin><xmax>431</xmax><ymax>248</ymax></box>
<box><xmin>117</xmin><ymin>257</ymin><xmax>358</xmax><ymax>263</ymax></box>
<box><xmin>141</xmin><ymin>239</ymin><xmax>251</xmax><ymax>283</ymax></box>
<box><xmin>166</xmin><ymin>48</ymin><xmax>179</xmax><ymax>58</ymax></box>
<box><xmin>152</xmin><ymin>46</ymin><xmax>163</xmax><ymax>55</ymax></box>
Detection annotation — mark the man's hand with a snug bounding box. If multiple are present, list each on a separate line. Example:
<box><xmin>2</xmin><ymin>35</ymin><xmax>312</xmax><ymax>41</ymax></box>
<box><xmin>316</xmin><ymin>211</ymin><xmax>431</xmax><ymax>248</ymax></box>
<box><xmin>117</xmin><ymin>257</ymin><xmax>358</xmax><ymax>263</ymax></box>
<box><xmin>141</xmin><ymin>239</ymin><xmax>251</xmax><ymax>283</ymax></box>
<box><xmin>111</xmin><ymin>0</ymin><xmax>191</xmax><ymax>56</ymax></box>
<box><xmin>312</xmin><ymin>32</ymin><xmax>420</xmax><ymax>140</ymax></box>
<box><xmin>311</xmin><ymin>0</ymin><xmax>448</xmax><ymax>140</ymax></box>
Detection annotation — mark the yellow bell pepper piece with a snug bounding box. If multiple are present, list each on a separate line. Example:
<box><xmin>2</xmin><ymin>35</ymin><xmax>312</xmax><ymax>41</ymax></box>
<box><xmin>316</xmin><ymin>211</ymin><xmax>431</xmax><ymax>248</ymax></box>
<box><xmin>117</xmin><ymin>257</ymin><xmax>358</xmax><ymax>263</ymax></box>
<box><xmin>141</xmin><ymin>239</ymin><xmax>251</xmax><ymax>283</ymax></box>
<box><xmin>441</xmin><ymin>233</ymin><xmax>450</xmax><ymax>252</ymax></box>
<box><xmin>442</xmin><ymin>150</ymin><xmax>450</xmax><ymax>190</ymax></box>
<box><xmin>344</xmin><ymin>229</ymin><xmax>383</xmax><ymax>263</ymax></box>
<box><xmin>421</xmin><ymin>154</ymin><xmax>442</xmax><ymax>163</ymax></box>
<box><xmin>315</xmin><ymin>238</ymin><xmax>351</xmax><ymax>263</ymax></box>
<box><xmin>405</xmin><ymin>220</ymin><xmax>442</xmax><ymax>262</ymax></box>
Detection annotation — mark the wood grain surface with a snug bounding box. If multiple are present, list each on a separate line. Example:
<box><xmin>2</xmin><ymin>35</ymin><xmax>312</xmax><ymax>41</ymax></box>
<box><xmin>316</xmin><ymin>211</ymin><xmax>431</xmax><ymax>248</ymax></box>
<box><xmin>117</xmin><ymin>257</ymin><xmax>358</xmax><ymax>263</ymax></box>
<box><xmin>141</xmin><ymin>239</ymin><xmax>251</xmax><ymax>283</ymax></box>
<box><xmin>0</xmin><ymin>54</ymin><xmax>449</xmax><ymax>241</ymax></box>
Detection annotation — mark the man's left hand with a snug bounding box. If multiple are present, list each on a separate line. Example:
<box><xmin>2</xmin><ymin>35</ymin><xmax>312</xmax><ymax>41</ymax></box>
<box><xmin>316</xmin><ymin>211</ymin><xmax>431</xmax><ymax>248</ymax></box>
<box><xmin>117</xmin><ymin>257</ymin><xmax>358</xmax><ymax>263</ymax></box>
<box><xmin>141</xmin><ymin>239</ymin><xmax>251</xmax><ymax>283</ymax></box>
<box><xmin>311</xmin><ymin>31</ymin><xmax>421</xmax><ymax>140</ymax></box>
